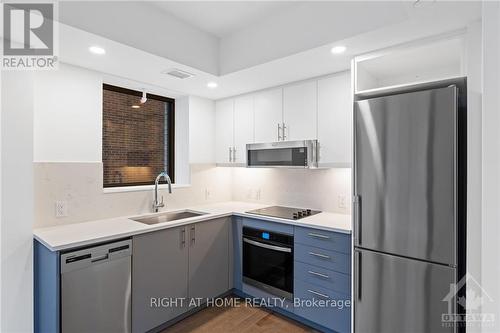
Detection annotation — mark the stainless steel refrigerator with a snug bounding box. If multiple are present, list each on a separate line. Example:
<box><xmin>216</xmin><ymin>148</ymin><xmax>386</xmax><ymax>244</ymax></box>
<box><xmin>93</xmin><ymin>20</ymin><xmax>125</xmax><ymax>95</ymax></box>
<box><xmin>353</xmin><ymin>78</ymin><xmax>467</xmax><ymax>333</ymax></box>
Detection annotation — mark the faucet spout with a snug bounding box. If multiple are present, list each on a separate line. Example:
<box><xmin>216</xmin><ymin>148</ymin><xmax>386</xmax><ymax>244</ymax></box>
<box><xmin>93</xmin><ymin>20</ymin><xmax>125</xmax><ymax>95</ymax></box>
<box><xmin>153</xmin><ymin>171</ymin><xmax>172</xmax><ymax>212</ymax></box>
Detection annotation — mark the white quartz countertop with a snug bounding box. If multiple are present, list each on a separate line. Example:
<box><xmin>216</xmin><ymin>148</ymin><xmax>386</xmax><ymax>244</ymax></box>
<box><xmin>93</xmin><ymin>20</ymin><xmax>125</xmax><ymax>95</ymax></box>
<box><xmin>33</xmin><ymin>201</ymin><xmax>352</xmax><ymax>252</ymax></box>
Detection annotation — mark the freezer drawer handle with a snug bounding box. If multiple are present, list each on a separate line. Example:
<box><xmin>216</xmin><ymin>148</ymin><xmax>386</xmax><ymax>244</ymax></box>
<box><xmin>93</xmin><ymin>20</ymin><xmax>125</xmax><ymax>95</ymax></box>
<box><xmin>91</xmin><ymin>254</ymin><xmax>109</xmax><ymax>263</ymax></box>
<box><xmin>307</xmin><ymin>270</ymin><xmax>329</xmax><ymax>279</ymax></box>
<box><xmin>308</xmin><ymin>232</ymin><xmax>330</xmax><ymax>240</ymax></box>
<box><xmin>308</xmin><ymin>251</ymin><xmax>331</xmax><ymax>260</ymax></box>
<box><xmin>307</xmin><ymin>289</ymin><xmax>330</xmax><ymax>299</ymax></box>
<box><xmin>356</xmin><ymin>251</ymin><xmax>362</xmax><ymax>300</ymax></box>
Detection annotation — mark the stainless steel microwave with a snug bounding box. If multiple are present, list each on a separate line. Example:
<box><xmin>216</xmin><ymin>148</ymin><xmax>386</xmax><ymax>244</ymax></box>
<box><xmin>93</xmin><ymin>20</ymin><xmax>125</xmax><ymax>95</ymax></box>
<box><xmin>246</xmin><ymin>140</ymin><xmax>318</xmax><ymax>168</ymax></box>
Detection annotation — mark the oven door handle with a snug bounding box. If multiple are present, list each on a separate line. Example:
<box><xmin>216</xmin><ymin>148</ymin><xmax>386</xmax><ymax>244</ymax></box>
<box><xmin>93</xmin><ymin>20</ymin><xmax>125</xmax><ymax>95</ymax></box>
<box><xmin>243</xmin><ymin>238</ymin><xmax>292</xmax><ymax>253</ymax></box>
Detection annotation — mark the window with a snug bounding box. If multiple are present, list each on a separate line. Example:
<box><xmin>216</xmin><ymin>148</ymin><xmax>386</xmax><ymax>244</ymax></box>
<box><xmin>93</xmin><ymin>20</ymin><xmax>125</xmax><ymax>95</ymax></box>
<box><xmin>102</xmin><ymin>84</ymin><xmax>175</xmax><ymax>188</ymax></box>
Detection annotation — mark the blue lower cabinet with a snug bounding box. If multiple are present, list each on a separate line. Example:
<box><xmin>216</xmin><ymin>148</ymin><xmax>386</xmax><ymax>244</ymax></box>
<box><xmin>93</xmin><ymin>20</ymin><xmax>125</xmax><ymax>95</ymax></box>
<box><xmin>295</xmin><ymin>261</ymin><xmax>350</xmax><ymax>295</ymax></box>
<box><xmin>295</xmin><ymin>243</ymin><xmax>351</xmax><ymax>275</ymax></box>
<box><xmin>294</xmin><ymin>227</ymin><xmax>351</xmax><ymax>254</ymax></box>
<box><xmin>294</xmin><ymin>279</ymin><xmax>351</xmax><ymax>333</ymax></box>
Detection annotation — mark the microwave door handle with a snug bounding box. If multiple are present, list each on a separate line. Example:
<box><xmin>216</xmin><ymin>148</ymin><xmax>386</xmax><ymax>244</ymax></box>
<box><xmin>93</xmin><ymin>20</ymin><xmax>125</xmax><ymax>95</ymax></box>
<box><xmin>243</xmin><ymin>238</ymin><xmax>291</xmax><ymax>253</ymax></box>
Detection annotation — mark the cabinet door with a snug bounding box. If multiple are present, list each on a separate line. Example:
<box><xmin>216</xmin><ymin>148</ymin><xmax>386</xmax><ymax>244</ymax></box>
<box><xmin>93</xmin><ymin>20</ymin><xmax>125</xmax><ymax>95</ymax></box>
<box><xmin>254</xmin><ymin>88</ymin><xmax>283</xmax><ymax>143</ymax></box>
<box><xmin>215</xmin><ymin>99</ymin><xmax>234</xmax><ymax>164</ymax></box>
<box><xmin>188</xmin><ymin>218</ymin><xmax>229</xmax><ymax>301</ymax></box>
<box><xmin>317</xmin><ymin>72</ymin><xmax>352</xmax><ymax>166</ymax></box>
<box><xmin>233</xmin><ymin>95</ymin><xmax>254</xmax><ymax>164</ymax></box>
<box><xmin>132</xmin><ymin>227</ymin><xmax>188</xmax><ymax>333</ymax></box>
<box><xmin>283</xmin><ymin>80</ymin><xmax>317</xmax><ymax>141</ymax></box>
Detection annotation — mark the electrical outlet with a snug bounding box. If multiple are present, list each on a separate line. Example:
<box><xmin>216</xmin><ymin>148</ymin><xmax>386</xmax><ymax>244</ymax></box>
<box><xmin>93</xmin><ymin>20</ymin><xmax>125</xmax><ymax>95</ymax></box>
<box><xmin>256</xmin><ymin>189</ymin><xmax>261</xmax><ymax>201</ymax></box>
<box><xmin>204</xmin><ymin>188</ymin><xmax>211</xmax><ymax>200</ymax></box>
<box><xmin>55</xmin><ymin>200</ymin><xmax>68</xmax><ymax>217</ymax></box>
<box><xmin>338</xmin><ymin>195</ymin><xmax>346</xmax><ymax>209</ymax></box>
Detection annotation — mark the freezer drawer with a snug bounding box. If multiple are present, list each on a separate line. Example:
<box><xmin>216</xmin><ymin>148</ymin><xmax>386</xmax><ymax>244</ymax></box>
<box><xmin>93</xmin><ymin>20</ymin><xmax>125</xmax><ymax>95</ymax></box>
<box><xmin>354</xmin><ymin>86</ymin><xmax>457</xmax><ymax>265</ymax></box>
<box><xmin>354</xmin><ymin>249</ymin><xmax>455</xmax><ymax>333</ymax></box>
<box><xmin>294</xmin><ymin>279</ymin><xmax>351</xmax><ymax>333</ymax></box>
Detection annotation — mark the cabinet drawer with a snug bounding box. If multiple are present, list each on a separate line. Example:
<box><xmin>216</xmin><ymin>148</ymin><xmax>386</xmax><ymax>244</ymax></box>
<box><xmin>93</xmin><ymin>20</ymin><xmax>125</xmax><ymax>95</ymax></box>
<box><xmin>294</xmin><ymin>279</ymin><xmax>351</xmax><ymax>333</ymax></box>
<box><xmin>295</xmin><ymin>243</ymin><xmax>351</xmax><ymax>274</ymax></box>
<box><xmin>295</xmin><ymin>226</ymin><xmax>351</xmax><ymax>254</ymax></box>
<box><xmin>295</xmin><ymin>261</ymin><xmax>350</xmax><ymax>295</ymax></box>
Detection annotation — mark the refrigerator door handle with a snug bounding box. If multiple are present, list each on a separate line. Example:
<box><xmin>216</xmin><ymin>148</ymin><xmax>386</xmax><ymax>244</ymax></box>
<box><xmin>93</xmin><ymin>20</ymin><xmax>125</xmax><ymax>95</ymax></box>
<box><xmin>353</xmin><ymin>195</ymin><xmax>361</xmax><ymax>245</ymax></box>
<box><xmin>355</xmin><ymin>250</ymin><xmax>361</xmax><ymax>300</ymax></box>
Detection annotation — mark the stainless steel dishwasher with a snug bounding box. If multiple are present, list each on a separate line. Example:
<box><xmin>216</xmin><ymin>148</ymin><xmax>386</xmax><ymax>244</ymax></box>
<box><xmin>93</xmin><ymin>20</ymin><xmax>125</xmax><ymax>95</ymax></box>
<box><xmin>61</xmin><ymin>239</ymin><xmax>132</xmax><ymax>333</ymax></box>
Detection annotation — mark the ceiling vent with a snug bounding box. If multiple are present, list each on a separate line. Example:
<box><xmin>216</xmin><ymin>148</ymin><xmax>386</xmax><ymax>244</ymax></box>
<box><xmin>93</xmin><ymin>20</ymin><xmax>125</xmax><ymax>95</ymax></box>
<box><xmin>162</xmin><ymin>68</ymin><xmax>195</xmax><ymax>79</ymax></box>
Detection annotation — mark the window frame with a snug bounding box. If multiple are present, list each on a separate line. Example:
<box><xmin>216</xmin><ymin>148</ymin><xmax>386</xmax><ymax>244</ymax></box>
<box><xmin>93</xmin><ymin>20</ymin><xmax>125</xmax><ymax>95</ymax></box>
<box><xmin>102</xmin><ymin>83</ymin><xmax>175</xmax><ymax>188</ymax></box>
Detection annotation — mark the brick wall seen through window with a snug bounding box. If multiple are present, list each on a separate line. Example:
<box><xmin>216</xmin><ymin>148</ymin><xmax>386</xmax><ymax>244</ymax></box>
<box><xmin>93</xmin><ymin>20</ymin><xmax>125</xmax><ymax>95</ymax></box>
<box><xmin>102</xmin><ymin>84</ymin><xmax>175</xmax><ymax>187</ymax></box>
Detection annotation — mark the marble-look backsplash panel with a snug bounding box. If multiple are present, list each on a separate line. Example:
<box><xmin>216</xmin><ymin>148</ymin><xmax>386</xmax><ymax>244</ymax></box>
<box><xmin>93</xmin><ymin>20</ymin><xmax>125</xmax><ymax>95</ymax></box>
<box><xmin>34</xmin><ymin>163</ymin><xmax>232</xmax><ymax>228</ymax></box>
<box><xmin>231</xmin><ymin>167</ymin><xmax>352</xmax><ymax>214</ymax></box>
<box><xmin>34</xmin><ymin>163</ymin><xmax>351</xmax><ymax>228</ymax></box>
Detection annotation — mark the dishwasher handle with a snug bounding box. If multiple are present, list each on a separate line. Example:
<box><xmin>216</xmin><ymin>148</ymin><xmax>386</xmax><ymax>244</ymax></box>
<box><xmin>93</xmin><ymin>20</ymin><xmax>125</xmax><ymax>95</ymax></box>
<box><xmin>61</xmin><ymin>239</ymin><xmax>132</xmax><ymax>274</ymax></box>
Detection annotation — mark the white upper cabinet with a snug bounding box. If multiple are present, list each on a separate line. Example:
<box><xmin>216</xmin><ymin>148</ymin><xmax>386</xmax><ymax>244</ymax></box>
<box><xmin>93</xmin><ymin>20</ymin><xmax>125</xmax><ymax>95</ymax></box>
<box><xmin>317</xmin><ymin>72</ymin><xmax>352</xmax><ymax>167</ymax></box>
<box><xmin>215</xmin><ymin>99</ymin><xmax>234</xmax><ymax>164</ymax></box>
<box><xmin>283</xmin><ymin>80</ymin><xmax>317</xmax><ymax>141</ymax></box>
<box><xmin>233</xmin><ymin>95</ymin><xmax>254</xmax><ymax>164</ymax></box>
<box><xmin>254</xmin><ymin>88</ymin><xmax>283</xmax><ymax>143</ymax></box>
<box><xmin>215</xmin><ymin>72</ymin><xmax>352</xmax><ymax>168</ymax></box>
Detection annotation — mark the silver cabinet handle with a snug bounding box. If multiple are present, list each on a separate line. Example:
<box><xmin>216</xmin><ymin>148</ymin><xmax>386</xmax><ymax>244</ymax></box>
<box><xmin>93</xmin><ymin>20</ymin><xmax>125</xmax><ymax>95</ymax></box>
<box><xmin>243</xmin><ymin>238</ymin><xmax>292</xmax><ymax>253</ymax></box>
<box><xmin>307</xmin><ymin>289</ymin><xmax>330</xmax><ymax>299</ymax></box>
<box><xmin>282</xmin><ymin>122</ymin><xmax>287</xmax><ymax>140</ymax></box>
<box><xmin>308</xmin><ymin>251</ymin><xmax>331</xmax><ymax>260</ymax></box>
<box><xmin>232</xmin><ymin>146</ymin><xmax>236</xmax><ymax>162</ymax></box>
<box><xmin>190</xmin><ymin>225</ymin><xmax>195</xmax><ymax>245</ymax></box>
<box><xmin>308</xmin><ymin>232</ymin><xmax>330</xmax><ymax>240</ymax></box>
<box><xmin>278</xmin><ymin>123</ymin><xmax>282</xmax><ymax>141</ymax></box>
<box><xmin>308</xmin><ymin>270</ymin><xmax>329</xmax><ymax>279</ymax></box>
<box><xmin>180</xmin><ymin>228</ymin><xmax>186</xmax><ymax>247</ymax></box>
<box><xmin>228</xmin><ymin>147</ymin><xmax>232</xmax><ymax>163</ymax></box>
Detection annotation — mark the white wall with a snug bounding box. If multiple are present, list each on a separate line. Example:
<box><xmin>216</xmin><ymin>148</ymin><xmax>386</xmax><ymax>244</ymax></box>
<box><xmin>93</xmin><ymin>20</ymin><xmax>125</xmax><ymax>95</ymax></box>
<box><xmin>1</xmin><ymin>71</ymin><xmax>34</xmax><ymax>332</ymax></box>
<box><xmin>175</xmin><ymin>96</ymin><xmax>191</xmax><ymax>184</ymax></box>
<box><xmin>465</xmin><ymin>20</ymin><xmax>483</xmax><ymax>325</ymax></box>
<box><xmin>34</xmin><ymin>64</ymin><xmax>102</xmax><ymax>162</ymax></box>
<box><xmin>33</xmin><ymin>63</ymin><xmax>202</xmax><ymax>183</ymax></box>
<box><xmin>481</xmin><ymin>2</ymin><xmax>500</xmax><ymax>332</ymax></box>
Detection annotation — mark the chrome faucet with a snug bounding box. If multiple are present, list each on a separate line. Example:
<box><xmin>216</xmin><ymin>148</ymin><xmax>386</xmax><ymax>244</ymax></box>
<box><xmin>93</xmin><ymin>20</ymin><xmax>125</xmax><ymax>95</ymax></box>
<box><xmin>153</xmin><ymin>171</ymin><xmax>172</xmax><ymax>212</ymax></box>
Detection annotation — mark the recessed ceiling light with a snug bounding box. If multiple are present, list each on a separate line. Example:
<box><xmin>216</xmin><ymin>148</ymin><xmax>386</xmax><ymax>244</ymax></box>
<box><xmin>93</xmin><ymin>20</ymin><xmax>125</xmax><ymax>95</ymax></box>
<box><xmin>207</xmin><ymin>82</ymin><xmax>218</xmax><ymax>89</ymax></box>
<box><xmin>330</xmin><ymin>46</ymin><xmax>346</xmax><ymax>55</ymax></box>
<box><xmin>131</xmin><ymin>105</ymin><xmax>140</xmax><ymax>109</ymax></box>
<box><xmin>89</xmin><ymin>46</ymin><xmax>106</xmax><ymax>55</ymax></box>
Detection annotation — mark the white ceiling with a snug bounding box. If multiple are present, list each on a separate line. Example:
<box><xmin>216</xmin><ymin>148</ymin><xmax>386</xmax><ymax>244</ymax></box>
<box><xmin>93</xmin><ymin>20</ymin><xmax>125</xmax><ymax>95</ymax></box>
<box><xmin>55</xmin><ymin>1</ymin><xmax>482</xmax><ymax>100</ymax></box>
<box><xmin>150</xmin><ymin>1</ymin><xmax>296</xmax><ymax>38</ymax></box>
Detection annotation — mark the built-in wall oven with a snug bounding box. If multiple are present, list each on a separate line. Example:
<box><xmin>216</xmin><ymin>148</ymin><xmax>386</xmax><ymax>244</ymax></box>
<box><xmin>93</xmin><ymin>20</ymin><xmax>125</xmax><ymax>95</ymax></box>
<box><xmin>246</xmin><ymin>140</ymin><xmax>318</xmax><ymax>168</ymax></box>
<box><xmin>242</xmin><ymin>227</ymin><xmax>293</xmax><ymax>299</ymax></box>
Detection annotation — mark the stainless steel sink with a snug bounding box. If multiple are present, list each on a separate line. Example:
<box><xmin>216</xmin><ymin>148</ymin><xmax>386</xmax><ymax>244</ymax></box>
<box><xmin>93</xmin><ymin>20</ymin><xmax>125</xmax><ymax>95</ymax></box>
<box><xmin>132</xmin><ymin>210</ymin><xmax>207</xmax><ymax>225</ymax></box>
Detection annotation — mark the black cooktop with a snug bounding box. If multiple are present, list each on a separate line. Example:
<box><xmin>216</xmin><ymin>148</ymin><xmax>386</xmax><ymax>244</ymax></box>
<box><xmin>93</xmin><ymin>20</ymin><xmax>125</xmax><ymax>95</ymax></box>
<box><xmin>245</xmin><ymin>206</ymin><xmax>321</xmax><ymax>220</ymax></box>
